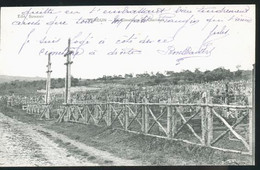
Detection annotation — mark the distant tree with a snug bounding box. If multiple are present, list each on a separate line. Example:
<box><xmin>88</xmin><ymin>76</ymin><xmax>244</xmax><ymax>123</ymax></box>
<box><xmin>202</xmin><ymin>67</ymin><xmax>233</xmax><ymax>82</ymax></box>
<box><xmin>136</xmin><ymin>73</ymin><xmax>150</xmax><ymax>78</ymax></box>
<box><xmin>154</xmin><ymin>77</ymin><xmax>166</xmax><ymax>84</ymax></box>
<box><xmin>203</xmin><ymin>70</ymin><xmax>211</xmax><ymax>82</ymax></box>
<box><xmin>182</xmin><ymin>70</ymin><xmax>194</xmax><ymax>82</ymax></box>
<box><xmin>194</xmin><ymin>68</ymin><xmax>203</xmax><ymax>83</ymax></box>
<box><xmin>166</xmin><ymin>71</ymin><xmax>175</xmax><ymax>77</ymax></box>
<box><xmin>235</xmin><ymin>65</ymin><xmax>242</xmax><ymax>78</ymax></box>
<box><xmin>156</xmin><ymin>72</ymin><xmax>165</xmax><ymax>78</ymax></box>
<box><xmin>112</xmin><ymin>75</ymin><xmax>124</xmax><ymax>79</ymax></box>
<box><xmin>141</xmin><ymin>73</ymin><xmax>150</xmax><ymax>78</ymax></box>
<box><xmin>107</xmin><ymin>76</ymin><xmax>112</xmax><ymax>80</ymax></box>
<box><xmin>71</xmin><ymin>76</ymin><xmax>79</xmax><ymax>86</ymax></box>
<box><xmin>136</xmin><ymin>74</ymin><xmax>141</xmax><ymax>78</ymax></box>
<box><xmin>124</xmin><ymin>73</ymin><xmax>133</xmax><ymax>79</ymax></box>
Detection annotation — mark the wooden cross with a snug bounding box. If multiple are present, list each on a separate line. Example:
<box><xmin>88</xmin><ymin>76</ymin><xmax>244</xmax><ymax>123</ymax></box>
<box><xmin>45</xmin><ymin>53</ymin><xmax>52</xmax><ymax>104</ymax></box>
<box><xmin>64</xmin><ymin>38</ymin><xmax>73</xmax><ymax>104</ymax></box>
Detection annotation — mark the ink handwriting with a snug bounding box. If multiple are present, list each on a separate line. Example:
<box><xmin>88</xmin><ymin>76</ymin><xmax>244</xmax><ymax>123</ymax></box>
<box><xmin>12</xmin><ymin>5</ymin><xmax>252</xmax><ymax>64</ymax></box>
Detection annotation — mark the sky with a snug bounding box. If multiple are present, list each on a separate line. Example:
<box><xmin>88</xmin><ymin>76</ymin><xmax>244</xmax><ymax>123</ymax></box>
<box><xmin>0</xmin><ymin>5</ymin><xmax>255</xmax><ymax>79</ymax></box>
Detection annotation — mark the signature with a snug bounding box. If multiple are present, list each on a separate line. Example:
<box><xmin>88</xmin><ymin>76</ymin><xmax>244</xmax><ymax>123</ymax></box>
<box><xmin>156</xmin><ymin>24</ymin><xmax>230</xmax><ymax>64</ymax></box>
<box><xmin>157</xmin><ymin>43</ymin><xmax>215</xmax><ymax>65</ymax></box>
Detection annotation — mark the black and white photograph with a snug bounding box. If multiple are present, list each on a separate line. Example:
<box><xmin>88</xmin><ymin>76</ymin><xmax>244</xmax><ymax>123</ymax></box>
<box><xmin>0</xmin><ymin>4</ymin><xmax>255</xmax><ymax>166</ymax></box>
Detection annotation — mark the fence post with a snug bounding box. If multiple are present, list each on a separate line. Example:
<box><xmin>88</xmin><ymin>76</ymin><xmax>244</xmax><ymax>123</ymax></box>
<box><xmin>93</xmin><ymin>105</ymin><xmax>97</xmax><ymax>125</ymax></box>
<box><xmin>142</xmin><ymin>97</ymin><xmax>149</xmax><ymax>134</ymax></box>
<box><xmin>35</xmin><ymin>105</ymin><xmax>38</xmax><ymax>114</ymax></box>
<box><xmin>124</xmin><ymin>99</ymin><xmax>129</xmax><ymax>131</ymax></box>
<box><xmin>68</xmin><ymin>105</ymin><xmax>71</xmax><ymax>121</ymax></box>
<box><xmin>107</xmin><ymin>104</ymin><xmax>112</xmax><ymax>126</ymax></box>
<box><xmin>201</xmin><ymin>92</ymin><xmax>207</xmax><ymax>145</ymax></box>
<box><xmin>207</xmin><ymin>94</ymin><xmax>213</xmax><ymax>146</ymax></box>
<box><xmin>46</xmin><ymin>105</ymin><xmax>50</xmax><ymax>119</ymax></box>
<box><xmin>29</xmin><ymin>105</ymin><xmax>32</xmax><ymax>114</ymax></box>
<box><xmin>104</xmin><ymin>104</ymin><xmax>107</xmax><ymax>124</ymax></box>
<box><xmin>225</xmin><ymin>82</ymin><xmax>230</xmax><ymax>112</ymax></box>
<box><xmin>85</xmin><ymin>105</ymin><xmax>89</xmax><ymax>123</ymax></box>
<box><xmin>201</xmin><ymin>91</ymin><xmax>213</xmax><ymax>146</ymax></box>
<box><xmin>36</xmin><ymin>106</ymin><xmax>39</xmax><ymax>114</ymax></box>
<box><xmin>33</xmin><ymin>105</ymin><xmax>36</xmax><ymax>114</ymax></box>
<box><xmin>36</xmin><ymin>105</ymin><xmax>39</xmax><ymax>114</ymax></box>
<box><xmin>141</xmin><ymin>98</ymin><xmax>145</xmax><ymax>133</ymax></box>
<box><xmin>26</xmin><ymin>104</ymin><xmax>29</xmax><ymax>113</ymax></box>
<box><xmin>145</xmin><ymin>97</ymin><xmax>149</xmax><ymax>134</ymax></box>
<box><xmin>167</xmin><ymin>98</ymin><xmax>173</xmax><ymax>138</ymax></box>
<box><xmin>172</xmin><ymin>104</ymin><xmax>177</xmax><ymax>137</ymax></box>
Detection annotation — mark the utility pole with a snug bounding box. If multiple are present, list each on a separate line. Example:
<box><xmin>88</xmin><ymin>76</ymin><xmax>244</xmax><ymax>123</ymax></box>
<box><xmin>45</xmin><ymin>53</ymin><xmax>52</xmax><ymax>104</ymax></box>
<box><xmin>64</xmin><ymin>38</ymin><xmax>73</xmax><ymax>104</ymax></box>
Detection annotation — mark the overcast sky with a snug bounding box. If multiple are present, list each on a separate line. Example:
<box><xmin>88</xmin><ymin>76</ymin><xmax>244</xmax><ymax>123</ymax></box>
<box><xmin>0</xmin><ymin>5</ymin><xmax>255</xmax><ymax>79</ymax></box>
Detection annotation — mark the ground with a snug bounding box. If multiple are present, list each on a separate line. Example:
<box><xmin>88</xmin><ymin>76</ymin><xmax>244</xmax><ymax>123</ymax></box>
<box><xmin>0</xmin><ymin>105</ymin><xmax>253</xmax><ymax>166</ymax></box>
<box><xmin>0</xmin><ymin>112</ymin><xmax>139</xmax><ymax>166</ymax></box>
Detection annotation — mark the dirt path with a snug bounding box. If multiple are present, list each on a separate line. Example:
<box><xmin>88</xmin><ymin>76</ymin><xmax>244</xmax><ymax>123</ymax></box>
<box><xmin>34</xmin><ymin>126</ymin><xmax>140</xmax><ymax>166</ymax></box>
<box><xmin>0</xmin><ymin>113</ymin><xmax>98</xmax><ymax>166</ymax></box>
<box><xmin>0</xmin><ymin>112</ymin><xmax>99</xmax><ymax>166</ymax></box>
<box><xmin>0</xmin><ymin>112</ymin><xmax>136</xmax><ymax>166</ymax></box>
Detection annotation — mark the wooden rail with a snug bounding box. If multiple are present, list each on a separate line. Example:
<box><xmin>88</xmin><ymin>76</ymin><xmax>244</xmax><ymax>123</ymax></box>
<box><xmin>52</xmin><ymin>97</ymin><xmax>253</xmax><ymax>155</ymax></box>
<box><xmin>20</xmin><ymin>84</ymin><xmax>253</xmax><ymax>156</ymax></box>
<box><xmin>25</xmin><ymin>103</ymin><xmax>50</xmax><ymax>119</ymax></box>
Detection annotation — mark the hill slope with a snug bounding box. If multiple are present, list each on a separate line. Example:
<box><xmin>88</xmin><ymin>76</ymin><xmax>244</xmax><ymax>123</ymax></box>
<box><xmin>0</xmin><ymin>75</ymin><xmax>45</xmax><ymax>84</ymax></box>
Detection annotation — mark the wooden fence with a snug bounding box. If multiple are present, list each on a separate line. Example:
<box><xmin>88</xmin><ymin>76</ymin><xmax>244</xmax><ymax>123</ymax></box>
<box><xmin>21</xmin><ymin>88</ymin><xmax>253</xmax><ymax>156</ymax></box>
<box><xmin>47</xmin><ymin>98</ymin><xmax>252</xmax><ymax>155</ymax></box>
<box><xmin>25</xmin><ymin>103</ymin><xmax>51</xmax><ymax>119</ymax></box>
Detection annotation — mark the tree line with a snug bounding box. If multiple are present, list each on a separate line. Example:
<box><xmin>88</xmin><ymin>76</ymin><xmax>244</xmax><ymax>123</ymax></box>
<box><xmin>0</xmin><ymin>67</ymin><xmax>252</xmax><ymax>95</ymax></box>
<box><xmin>98</xmin><ymin>67</ymin><xmax>251</xmax><ymax>85</ymax></box>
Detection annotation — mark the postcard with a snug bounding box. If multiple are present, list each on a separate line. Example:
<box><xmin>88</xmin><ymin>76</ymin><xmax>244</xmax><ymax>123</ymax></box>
<box><xmin>0</xmin><ymin>5</ymin><xmax>255</xmax><ymax>166</ymax></box>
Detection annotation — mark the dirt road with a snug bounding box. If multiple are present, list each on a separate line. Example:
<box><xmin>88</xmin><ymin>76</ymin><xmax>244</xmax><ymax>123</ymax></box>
<box><xmin>0</xmin><ymin>112</ymin><xmax>138</xmax><ymax>166</ymax></box>
<box><xmin>0</xmin><ymin>112</ymin><xmax>99</xmax><ymax>166</ymax></box>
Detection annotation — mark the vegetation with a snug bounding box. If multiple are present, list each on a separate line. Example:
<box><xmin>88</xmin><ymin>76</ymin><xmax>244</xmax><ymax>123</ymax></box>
<box><xmin>0</xmin><ymin>67</ymin><xmax>252</xmax><ymax>95</ymax></box>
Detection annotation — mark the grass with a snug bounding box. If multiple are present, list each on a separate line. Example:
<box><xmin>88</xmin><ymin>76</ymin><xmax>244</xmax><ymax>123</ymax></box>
<box><xmin>0</xmin><ymin>104</ymin><xmax>253</xmax><ymax>165</ymax></box>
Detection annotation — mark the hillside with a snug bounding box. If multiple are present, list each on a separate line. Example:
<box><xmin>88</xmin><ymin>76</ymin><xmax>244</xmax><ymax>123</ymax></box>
<box><xmin>0</xmin><ymin>68</ymin><xmax>252</xmax><ymax>95</ymax></box>
<box><xmin>0</xmin><ymin>75</ymin><xmax>45</xmax><ymax>84</ymax></box>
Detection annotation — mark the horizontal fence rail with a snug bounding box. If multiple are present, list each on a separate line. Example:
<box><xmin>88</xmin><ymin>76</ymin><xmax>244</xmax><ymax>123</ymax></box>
<box><xmin>16</xmin><ymin>86</ymin><xmax>253</xmax><ymax>156</ymax></box>
<box><xmin>25</xmin><ymin>103</ymin><xmax>51</xmax><ymax>119</ymax></box>
<box><xmin>44</xmin><ymin>98</ymin><xmax>252</xmax><ymax>155</ymax></box>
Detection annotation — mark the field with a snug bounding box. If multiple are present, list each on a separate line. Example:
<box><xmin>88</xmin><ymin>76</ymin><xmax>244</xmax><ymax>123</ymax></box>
<box><xmin>0</xmin><ymin>78</ymin><xmax>254</xmax><ymax>165</ymax></box>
